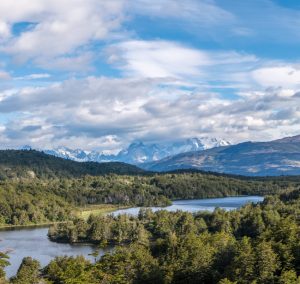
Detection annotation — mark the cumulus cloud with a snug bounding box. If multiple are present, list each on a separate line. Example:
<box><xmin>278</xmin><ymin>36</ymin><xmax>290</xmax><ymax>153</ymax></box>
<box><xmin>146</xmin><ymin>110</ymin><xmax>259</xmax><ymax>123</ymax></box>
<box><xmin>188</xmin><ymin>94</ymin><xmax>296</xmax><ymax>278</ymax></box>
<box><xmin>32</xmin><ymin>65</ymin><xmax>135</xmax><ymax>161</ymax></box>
<box><xmin>252</xmin><ymin>66</ymin><xmax>300</xmax><ymax>88</ymax></box>
<box><xmin>0</xmin><ymin>76</ymin><xmax>300</xmax><ymax>150</ymax></box>
<box><xmin>108</xmin><ymin>38</ymin><xmax>300</xmax><ymax>95</ymax></box>
<box><xmin>0</xmin><ymin>0</ymin><xmax>300</xmax><ymax>150</ymax></box>
<box><xmin>0</xmin><ymin>0</ymin><xmax>125</xmax><ymax>69</ymax></box>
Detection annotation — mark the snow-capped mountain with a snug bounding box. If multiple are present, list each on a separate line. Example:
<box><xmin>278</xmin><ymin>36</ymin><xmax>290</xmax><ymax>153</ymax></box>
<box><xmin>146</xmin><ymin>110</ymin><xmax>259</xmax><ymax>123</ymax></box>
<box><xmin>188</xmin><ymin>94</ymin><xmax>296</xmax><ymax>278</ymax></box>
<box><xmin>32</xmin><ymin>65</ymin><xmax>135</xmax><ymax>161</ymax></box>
<box><xmin>26</xmin><ymin>137</ymin><xmax>230</xmax><ymax>165</ymax></box>
<box><xmin>162</xmin><ymin>137</ymin><xmax>230</xmax><ymax>155</ymax></box>
<box><xmin>115</xmin><ymin>138</ymin><xmax>231</xmax><ymax>164</ymax></box>
<box><xmin>116</xmin><ymin>142</ymin><xmax>162</xmax><ymax>164</ymax></box>
<box><xmin>141</xmin><ymin>135</ymin><xmax>300</xmax><ymax>176</ymax></box>
<box><xmin>45</xmin><ymin>147</ymin><xmax>89</xmax><ymax>161</ymax></box>
<box><xmin>43</xmin><ymin>147</ymin><xmax>115</xmax><ymax>163</ymax></box>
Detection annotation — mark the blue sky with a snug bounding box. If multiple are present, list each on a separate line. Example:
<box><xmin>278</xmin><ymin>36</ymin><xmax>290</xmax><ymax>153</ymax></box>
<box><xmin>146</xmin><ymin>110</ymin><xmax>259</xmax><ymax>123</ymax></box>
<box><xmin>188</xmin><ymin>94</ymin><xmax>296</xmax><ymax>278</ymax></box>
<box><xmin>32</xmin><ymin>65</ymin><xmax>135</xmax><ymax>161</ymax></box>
<box><xmin>0</xmin><ymin>0</ymin><xmax>300</xmax><ymax>151</ymax></box>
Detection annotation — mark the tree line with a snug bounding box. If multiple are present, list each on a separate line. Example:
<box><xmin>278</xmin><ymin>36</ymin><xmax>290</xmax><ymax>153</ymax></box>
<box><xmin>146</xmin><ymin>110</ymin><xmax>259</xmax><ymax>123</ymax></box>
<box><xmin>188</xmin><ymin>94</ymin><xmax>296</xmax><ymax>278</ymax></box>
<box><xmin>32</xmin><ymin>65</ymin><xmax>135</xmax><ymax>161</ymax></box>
<box><xmin>0</xmin><ymin>171</ymin><xmax>292</xmax><ymax>227</ymax></box>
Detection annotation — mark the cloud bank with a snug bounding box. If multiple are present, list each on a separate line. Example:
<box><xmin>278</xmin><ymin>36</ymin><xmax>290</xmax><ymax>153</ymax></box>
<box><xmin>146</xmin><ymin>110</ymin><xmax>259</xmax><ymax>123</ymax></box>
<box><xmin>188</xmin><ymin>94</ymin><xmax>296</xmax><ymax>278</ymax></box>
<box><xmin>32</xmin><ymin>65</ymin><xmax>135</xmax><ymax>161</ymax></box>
<box><xmin>0</xmin><ymin>0</ymin><xmax>299</xmax><ymax>150</ymax></box>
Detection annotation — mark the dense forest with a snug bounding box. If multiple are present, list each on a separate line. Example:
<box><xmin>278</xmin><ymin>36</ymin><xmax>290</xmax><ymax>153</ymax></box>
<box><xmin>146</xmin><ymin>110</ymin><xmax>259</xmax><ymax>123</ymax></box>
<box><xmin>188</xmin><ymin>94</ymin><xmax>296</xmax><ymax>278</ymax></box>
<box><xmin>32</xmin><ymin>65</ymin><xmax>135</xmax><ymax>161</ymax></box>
<box><xmin>0</xmin><ymin>171</ymin><xmax>295</xmax><ymax>226</ymax></box>
<box><xmin>1</xmin><ymin>189</ymin><xmax>300</xmax><ymax>283</ymax></box>
<box><xmin>0</xmin><ymin>181</ymin><xmax>73</xmax><ymax>226</ymax></box>
<box><xmin>0</xmin><ymin>150</ymin><xmax>144</xmax><ymax>180</ymax></box>
<box><xmin>0</xmin><ymin>150</ymin><xmax>300</xmax><ymax>227</ymax></box>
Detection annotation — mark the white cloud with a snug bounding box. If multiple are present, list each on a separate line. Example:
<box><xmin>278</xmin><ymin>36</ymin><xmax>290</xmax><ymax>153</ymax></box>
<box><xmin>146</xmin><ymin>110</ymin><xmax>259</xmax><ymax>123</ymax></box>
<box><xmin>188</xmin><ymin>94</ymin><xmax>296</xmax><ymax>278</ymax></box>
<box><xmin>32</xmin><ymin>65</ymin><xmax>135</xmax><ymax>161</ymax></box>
<box><xmin>1</xmin><ymin>76</ymin><xmax>300</xmax><ymax>150</ymax></box>
<box><xmin>15</xmin><ymin>73</ymin><xmax>51</xmax><ymax>80</ymax></box>
<box><xmin>106</xmin><ymin>40</ymin><xmax>258</xmax><ymax>88</ymax></box>
<box><xmin>252</xmin><ymin>66</ymin><xmax>300</xmax><ymax>88</ymax></box>
<box><xmin>107</xmin><ymin>40</ymin><xmax>211</xmax><ymax>78</ymax></box>
<box><xmin>0</xmin><ymin>0</ymin><xmax>300</xmax><ymax>150</ymax></box>
<box><xmin>0</xmin><ymin>0</ymin><xmax>126</xmax><ymax>69</ymax></box>
<box><xmin>0</xmin><ymin>21</ymin><xmax>10</xmax><ymax>39</ymax></box>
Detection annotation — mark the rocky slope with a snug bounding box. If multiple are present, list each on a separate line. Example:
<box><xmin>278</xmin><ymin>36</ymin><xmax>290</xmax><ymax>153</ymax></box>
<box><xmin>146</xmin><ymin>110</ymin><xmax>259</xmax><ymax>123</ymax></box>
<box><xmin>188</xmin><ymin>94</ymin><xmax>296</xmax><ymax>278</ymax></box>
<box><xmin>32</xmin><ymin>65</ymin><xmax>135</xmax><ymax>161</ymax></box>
<box><xmin>141</xmin><ymin>135</ymin><xmax>300</xmax><ymax>176</ymax></box>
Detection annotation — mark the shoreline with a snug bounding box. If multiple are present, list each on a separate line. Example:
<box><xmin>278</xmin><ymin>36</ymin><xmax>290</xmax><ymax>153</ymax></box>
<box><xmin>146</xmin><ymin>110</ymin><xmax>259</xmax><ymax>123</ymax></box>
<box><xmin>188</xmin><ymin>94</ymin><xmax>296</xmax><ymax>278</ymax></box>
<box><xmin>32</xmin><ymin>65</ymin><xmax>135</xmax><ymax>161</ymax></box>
<box><xmin>0</xmin><ymin>195</ymin><xmax>264</xmax><ymax>230</ymax></box>
<box><xmin>0</xmin><ymin>204</ymin><xmax>129</xmax><ymax>230</ymax></box>
<box><xmin>0</xmin><ymin>221</ymin><xmax>68</xmax><ymax>230</ymax></box>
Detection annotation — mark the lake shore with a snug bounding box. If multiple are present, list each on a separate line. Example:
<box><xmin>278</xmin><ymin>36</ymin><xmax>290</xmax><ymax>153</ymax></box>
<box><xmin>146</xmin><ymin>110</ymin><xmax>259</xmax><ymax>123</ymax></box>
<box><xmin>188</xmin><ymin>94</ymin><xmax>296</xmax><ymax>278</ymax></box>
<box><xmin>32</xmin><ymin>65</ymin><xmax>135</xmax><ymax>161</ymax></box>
<box><xmin>0</xmin><ymin>196</ymin><xmax>264</xmax><ymax>230</ymax></box>
<box><xmin>0</xmin><ymin>204</ymin><xmax>128</xmax><ymax>230</ymax></box>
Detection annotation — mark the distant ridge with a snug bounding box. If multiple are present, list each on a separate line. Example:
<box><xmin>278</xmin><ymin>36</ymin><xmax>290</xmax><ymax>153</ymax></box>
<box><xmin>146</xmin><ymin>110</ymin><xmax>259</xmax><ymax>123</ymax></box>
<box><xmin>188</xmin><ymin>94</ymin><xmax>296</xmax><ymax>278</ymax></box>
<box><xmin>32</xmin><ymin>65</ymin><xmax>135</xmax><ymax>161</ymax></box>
<box><xmin>273</xmin><ymin>134</ymin><xmax>300</xmax><ymax>143</ymax></box>
<box><xmin>141</xmin><ymin>134</ymin><xmax>300</xmax><ymax>176</ymax></box>
<box><xmin>0</xmin><ymin>150</ymin><xmax>145</xmax><ymax>179</ymax></box>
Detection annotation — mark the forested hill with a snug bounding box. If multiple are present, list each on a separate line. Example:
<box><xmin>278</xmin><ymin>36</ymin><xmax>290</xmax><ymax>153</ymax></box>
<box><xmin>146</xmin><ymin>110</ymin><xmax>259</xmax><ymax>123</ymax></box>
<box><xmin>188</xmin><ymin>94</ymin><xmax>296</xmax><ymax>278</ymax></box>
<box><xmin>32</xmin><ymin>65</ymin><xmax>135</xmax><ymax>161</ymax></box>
<box><xmin>1</xmin><ymin>149</ymin><xmax>300</xmax><ymax>228</ymax></box>
<box><xmin>0</xmin><ymin>150</ymin><xmax>145</xmax><ymax>179</ymax></box>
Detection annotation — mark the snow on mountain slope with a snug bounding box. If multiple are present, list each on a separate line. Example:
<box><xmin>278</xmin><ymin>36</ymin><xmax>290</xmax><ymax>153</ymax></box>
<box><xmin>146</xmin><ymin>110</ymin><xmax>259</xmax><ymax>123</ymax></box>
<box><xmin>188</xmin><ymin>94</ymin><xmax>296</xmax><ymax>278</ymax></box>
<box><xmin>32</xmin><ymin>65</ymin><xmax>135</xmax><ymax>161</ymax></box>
<box><xmin>141</xmin><ymin>135</ymin><xmax>300</xmax><ymax>176</ymax></box>
<box><xmin>25</xmin><ymin>137</ymin><xmax>230</xmax><ymax>165</ymax></box>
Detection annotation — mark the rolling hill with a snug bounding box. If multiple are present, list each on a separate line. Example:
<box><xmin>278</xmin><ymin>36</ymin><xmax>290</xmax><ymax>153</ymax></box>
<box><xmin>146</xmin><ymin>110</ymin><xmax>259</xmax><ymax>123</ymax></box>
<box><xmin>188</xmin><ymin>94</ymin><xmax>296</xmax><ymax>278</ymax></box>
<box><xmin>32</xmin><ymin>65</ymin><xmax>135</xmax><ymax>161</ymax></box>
<box><xmin>0</xmin><ymin>150</ymin><xmax>145</xmax><ymax>179</ymax></box>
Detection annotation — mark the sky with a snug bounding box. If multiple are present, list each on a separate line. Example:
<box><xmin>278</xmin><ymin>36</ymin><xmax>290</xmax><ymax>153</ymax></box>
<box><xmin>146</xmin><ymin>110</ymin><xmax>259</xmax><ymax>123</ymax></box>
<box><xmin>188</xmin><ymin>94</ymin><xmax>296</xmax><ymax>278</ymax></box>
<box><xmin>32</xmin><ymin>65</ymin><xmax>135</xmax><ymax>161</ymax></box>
<box><xmin>0</xmin><ymin>0</ymin><xmax>300</xmax><ymax>152</ymax></box>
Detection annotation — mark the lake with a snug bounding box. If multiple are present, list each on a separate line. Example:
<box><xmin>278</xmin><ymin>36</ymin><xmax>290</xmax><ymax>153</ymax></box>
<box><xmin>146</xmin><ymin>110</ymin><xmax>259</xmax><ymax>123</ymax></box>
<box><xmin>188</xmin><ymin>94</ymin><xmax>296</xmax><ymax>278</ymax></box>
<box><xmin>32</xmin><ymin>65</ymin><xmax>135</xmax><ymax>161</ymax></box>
<box><xmin>112</xmin><ymin>196</ymin><xmax>264</xmax><ymax>216</ymax></box>
<box><xmin>0</xmin><ymin>227</ymin><xmax>111</xmax><ymax>278</ymax></box>
<box><xmin>0</xmin><ymin>196</ymin><xmax>263</xmax><ymax>278</ymax></box>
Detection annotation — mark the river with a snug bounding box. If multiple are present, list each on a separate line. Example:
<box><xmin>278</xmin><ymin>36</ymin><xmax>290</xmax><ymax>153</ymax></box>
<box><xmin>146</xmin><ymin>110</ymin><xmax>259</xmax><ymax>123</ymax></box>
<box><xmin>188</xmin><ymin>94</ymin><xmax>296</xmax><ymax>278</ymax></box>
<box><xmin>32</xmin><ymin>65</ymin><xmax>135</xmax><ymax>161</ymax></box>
<box><xmin>0</xmin><ymin>196</ymin><xmax>263</xmax><ymax>278</ymax></box>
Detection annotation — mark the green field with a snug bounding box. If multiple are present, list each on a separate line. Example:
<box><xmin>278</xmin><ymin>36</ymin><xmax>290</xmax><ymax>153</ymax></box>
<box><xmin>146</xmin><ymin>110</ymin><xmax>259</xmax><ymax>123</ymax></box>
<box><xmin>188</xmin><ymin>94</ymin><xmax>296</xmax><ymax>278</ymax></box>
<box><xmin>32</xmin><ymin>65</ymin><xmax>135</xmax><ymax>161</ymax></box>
<box><xmin>78</xmin><ymin>204</ymin><xmax>129</xmax><ymax>219</ymax></box>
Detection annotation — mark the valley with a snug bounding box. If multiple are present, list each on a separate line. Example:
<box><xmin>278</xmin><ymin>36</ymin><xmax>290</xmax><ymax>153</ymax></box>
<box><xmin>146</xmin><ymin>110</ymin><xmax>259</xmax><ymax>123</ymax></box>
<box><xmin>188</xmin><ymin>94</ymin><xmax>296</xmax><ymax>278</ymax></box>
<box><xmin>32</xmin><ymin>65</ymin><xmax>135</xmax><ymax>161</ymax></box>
<box><xmin>0</xmin><ymin>150</ymin><xmax>289</xmax><ymax>228</ymax></box>
<box><xmin>0</xmin><ymin>150</ymin><xmax>300</xmax><ymax>283</ymax></box>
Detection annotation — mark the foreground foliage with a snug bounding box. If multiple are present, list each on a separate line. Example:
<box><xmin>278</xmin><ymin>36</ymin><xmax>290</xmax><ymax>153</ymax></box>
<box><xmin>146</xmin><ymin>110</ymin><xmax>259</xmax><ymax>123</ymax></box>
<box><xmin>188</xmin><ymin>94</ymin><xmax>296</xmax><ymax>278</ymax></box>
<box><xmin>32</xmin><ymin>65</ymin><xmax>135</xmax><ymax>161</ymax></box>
<box><xmin>1</xmin><ymin>150</ymin><xmax>300</xmax><ymax>282</ymax></box>
<box><xmin>2</xmin><ymin>188</ymin><xmax>300</xmax><ymax>283</ymax></box>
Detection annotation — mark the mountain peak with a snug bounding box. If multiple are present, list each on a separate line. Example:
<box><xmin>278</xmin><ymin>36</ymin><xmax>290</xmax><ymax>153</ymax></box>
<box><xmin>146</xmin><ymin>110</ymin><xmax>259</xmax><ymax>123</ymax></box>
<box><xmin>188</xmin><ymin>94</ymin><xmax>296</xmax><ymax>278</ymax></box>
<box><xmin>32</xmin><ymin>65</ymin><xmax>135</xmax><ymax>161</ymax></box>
<box><xmin>141</xmin><ymin>134</ymin><xmax>300</xmax><ymax>176</ymax></box>
<box><xmin>37</xmin><ymin>136</ymin><xmax>230</xmax><ymax>165</ymax></box>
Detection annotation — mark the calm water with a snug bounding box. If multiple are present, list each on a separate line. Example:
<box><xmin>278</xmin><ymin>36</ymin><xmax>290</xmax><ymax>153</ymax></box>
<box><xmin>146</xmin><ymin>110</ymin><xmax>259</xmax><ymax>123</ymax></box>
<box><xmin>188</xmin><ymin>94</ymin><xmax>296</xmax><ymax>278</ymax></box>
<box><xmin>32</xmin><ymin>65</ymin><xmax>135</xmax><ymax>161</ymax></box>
<box><xmin>0</xmin><ymin>227</ymin><xmax>110</xmax><ymax>278</ymax></box>
<box><xmin>0</xmin><ymin>196</ymin><xmax>263</xmax><ymax>278</ymax></box>
<box><xmin>112</xmin><ymin>196</ymin><xmax>264</xmax><ymax>216</ymax></box>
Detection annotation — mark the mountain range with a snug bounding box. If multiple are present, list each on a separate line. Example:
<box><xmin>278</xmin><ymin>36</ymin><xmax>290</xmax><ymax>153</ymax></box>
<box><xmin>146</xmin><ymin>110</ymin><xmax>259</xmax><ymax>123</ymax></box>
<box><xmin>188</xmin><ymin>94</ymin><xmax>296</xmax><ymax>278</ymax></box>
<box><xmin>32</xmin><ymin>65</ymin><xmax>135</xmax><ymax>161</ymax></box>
<box><xmin>141</xmin><ymin>135</ymin><xmax>300</xmax><ymax>176</ymax></box>
<box><xmin>26</xmin><ymin>137</ymin><xmax>230</xmax><ymax>165</ymax></box>
<box><xmin>19</xmin><ymin>134</ymin><xmax>300</xmax><ymax>176</ymax></box>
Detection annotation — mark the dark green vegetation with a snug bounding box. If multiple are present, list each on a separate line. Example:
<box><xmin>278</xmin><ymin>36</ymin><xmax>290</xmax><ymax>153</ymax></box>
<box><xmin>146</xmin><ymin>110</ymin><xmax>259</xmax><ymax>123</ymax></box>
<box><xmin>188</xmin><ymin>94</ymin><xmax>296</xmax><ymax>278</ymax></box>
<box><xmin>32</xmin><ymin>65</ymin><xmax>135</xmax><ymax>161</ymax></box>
<box><xmin>1</xmin><ymin>150</ymin><xmax>300</xmax><ymax>283</ymax></box>
<box><xmin>10</xmin><ymin>257</ymin><xmax>40</xmax><ymax>284</ymax></box>
<box><xmin>1</xmin><ymin>189</ymin><xmax>300</xmax><ymax>283</ymax></box>
<box><xmin>0</xmin><ymin>182</ymin><xmax>71</xmax><ymax>226</ymax></box>
<box><xmin>0</xmin><ymin>150</ymin><xmax>300</xmax><ymax>227</ymax></box>
<box><xmin>0</xmin><ymin>170</ymin><xmax>295</xmax><ymax>227</ymax></box>
<box><xmin>0</xmin><ymin>150</ymin><xmax>144</xmax><ymax>180</ymax></box>
<box><xmin>0</xmin><ymin>252</ymin><xmax>9</xmax><ymax>280</ymax></box>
